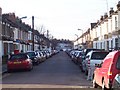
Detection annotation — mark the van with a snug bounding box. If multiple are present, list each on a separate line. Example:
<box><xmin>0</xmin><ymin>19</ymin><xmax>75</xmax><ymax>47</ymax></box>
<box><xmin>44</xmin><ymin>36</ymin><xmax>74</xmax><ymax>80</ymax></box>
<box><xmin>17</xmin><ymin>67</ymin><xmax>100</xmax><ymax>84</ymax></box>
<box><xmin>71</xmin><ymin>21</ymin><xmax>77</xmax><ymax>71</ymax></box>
<box><xmin>93</xmin><ymin>50</ymin><xmax>120</xmax><ymax>90</ymax></box>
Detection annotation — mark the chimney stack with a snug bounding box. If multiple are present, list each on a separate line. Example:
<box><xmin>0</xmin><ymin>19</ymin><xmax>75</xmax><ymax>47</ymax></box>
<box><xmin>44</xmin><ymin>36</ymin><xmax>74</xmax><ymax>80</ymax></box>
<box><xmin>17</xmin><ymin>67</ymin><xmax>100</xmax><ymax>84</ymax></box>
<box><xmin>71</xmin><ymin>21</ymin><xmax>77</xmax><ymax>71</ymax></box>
<box><xmin>109</xmin><ymin>7</ymin><xmax>114</xmax><ymax>17</ymax></box>
<box><xmin>104</xmin><ymin>13</ymin><xmax>108</xmax><ymax>19</ymax></box>
<box><xmin>100</xmin><ymin>16</ymin><xmax>104</xmax><ymax>21</ymax></box>
<box><xmin>117</xmin><ymin>1</ymin><xmax>120</xmax><ymax>10</ymax></box>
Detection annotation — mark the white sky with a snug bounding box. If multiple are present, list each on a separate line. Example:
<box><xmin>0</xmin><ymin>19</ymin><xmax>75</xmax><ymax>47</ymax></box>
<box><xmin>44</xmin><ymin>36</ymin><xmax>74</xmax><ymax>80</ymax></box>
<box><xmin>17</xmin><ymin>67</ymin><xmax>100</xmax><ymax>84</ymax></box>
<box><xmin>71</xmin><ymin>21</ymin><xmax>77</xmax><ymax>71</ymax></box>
<box><xmin>0</xmin><ymin>0</ymin><xmax>119</xmax><ymax>40</ymax></box>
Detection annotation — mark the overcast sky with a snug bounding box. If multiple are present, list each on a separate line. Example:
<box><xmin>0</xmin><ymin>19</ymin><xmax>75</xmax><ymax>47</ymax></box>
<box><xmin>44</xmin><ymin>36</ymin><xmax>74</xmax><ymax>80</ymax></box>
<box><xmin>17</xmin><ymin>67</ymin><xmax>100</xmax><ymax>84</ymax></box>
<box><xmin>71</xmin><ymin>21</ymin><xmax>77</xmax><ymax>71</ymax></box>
<box><xmin>0</xmin><ymin>0</ymin><xmax>119</xmax><ymax>40</ymax></box>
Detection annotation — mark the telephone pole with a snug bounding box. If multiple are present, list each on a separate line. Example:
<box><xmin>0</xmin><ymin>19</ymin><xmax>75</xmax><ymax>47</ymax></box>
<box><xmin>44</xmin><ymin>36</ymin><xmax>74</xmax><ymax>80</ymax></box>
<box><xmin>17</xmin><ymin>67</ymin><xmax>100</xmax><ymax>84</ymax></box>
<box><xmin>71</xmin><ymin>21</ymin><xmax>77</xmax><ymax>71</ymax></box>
<box><xmin>32</xmin><ymin>16</ymin><xmax>34</xmax><ymax>51</ymax></box>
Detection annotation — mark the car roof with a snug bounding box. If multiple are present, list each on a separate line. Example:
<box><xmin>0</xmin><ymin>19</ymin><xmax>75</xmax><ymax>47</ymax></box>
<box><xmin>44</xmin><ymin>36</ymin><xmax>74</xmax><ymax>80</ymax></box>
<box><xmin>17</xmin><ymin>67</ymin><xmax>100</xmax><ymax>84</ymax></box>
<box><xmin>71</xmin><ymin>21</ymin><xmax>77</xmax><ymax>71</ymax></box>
<box><xmin>103</xmin><ymin>50</ymin><xmax>120</xmax><ymax>62</ymax></box>
<box><xmin>11</xmin><ymin>53</ymin><xmax>26</xmax><ymax>55</ymax></box>
<box><xmin>90</xmin><ymin>50</ymin><xmax>109</xmax><ymax>53</ymax></box>
<box><xmin>86</xmin><ymin>50</ymin><xmax>109</xmax><ymax>55</ymax></box>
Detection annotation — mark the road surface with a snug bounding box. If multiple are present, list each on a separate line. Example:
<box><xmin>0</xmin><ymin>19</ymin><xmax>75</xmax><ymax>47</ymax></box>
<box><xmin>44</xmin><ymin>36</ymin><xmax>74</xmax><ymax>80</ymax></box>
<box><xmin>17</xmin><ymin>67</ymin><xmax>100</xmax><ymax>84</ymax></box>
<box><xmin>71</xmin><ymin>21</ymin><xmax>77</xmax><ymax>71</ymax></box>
<box><xmin>2</xmin><ymin>51</ymin><xmax>95</xmax><ymax>89</ymax></box>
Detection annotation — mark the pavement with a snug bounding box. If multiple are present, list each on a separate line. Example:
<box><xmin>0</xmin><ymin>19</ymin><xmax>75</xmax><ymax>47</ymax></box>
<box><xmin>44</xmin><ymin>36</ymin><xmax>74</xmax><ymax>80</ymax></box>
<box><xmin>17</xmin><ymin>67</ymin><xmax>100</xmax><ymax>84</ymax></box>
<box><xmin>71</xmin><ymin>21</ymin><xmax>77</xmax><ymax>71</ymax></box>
<box><xmin>2</xmin><ymin>64</ymin><xmax>7</xmax><ymax>74</ymax></box>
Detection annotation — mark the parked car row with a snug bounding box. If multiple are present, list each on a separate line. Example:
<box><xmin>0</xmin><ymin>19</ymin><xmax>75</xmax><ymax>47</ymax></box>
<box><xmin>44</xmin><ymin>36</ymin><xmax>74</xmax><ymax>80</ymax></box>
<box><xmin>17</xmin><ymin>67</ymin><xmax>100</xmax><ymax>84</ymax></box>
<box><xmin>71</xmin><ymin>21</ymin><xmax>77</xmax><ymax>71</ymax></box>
<box><xmin>7</xmin><ymin>50</ymin><xmax>59</xmax><ymax>72</ymax></box>
<box><xmin>66</xmin><ymin>49</ymin><xmax>120</xmax><ymax>90</ymax></box>
<box><xmin>66</xmin><ymin>48</ymin><xmax>109</xmax><ymax>73</ymax></box>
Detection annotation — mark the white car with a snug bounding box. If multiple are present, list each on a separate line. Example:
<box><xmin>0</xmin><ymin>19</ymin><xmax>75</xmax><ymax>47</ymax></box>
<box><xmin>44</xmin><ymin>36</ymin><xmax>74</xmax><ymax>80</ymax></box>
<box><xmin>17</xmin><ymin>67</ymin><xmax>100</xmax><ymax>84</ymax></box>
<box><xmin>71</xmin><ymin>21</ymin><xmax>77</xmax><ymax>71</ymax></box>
<box><xmin>84</xmin><ymin>50</ymin><xmax>109</xmax><ymax>75</ymax></box>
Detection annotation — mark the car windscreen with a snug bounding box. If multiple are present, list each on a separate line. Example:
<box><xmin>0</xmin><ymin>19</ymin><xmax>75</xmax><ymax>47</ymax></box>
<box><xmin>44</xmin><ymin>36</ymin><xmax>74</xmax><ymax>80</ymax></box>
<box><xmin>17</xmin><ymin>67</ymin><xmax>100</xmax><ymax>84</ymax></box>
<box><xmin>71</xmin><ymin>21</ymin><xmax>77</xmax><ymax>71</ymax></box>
<box><xmin>9</xmin><ymin>54</ymin><xmax>28</xmax><ymax>60</ymax></box>
<box><xmin>26</xmin><ymin>52</ymin><xmax>36</xmax><ymax>57</ymax></box>
<box><xmin>91</xmin><ymin>52</ymin><xmax>109</xmax><ymax>60</ymax></box>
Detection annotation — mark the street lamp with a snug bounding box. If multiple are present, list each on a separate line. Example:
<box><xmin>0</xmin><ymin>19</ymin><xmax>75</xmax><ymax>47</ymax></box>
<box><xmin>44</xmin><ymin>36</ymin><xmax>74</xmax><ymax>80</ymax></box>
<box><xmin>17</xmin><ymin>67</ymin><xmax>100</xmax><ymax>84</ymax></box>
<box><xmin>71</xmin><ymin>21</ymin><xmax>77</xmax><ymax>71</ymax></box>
<box><xmin>20</xmin><ymin>16</ymin><xmax>27</xmax><ymax>20</ymax></box>
<box><xmin>18</xmin><ymin>16</ymin><xmax>27</xmax><ymax>52</ymax></box>
<box><xmin>75</xmin><ymin>34</ymin><xmax>79</xmax><ymax>49</ymax></box>
<box><xmin>32</xmin><ymin>16</ymin><xmax>34</xmax><ymax>51</ymax></box>
<box><xmin>78</xmin><ymin>29</ymin><xmax>83</xmax><ymax>44</ymax></box>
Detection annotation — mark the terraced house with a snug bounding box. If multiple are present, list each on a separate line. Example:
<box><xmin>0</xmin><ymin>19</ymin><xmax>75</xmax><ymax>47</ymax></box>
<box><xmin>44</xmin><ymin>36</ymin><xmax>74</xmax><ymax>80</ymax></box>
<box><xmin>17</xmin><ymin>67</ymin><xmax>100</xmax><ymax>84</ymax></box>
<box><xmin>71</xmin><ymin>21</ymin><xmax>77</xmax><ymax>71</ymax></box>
<box><xmin>2</xmin><ymin>13</ymin><xmax>32</xmax><ymax>55</ymax></box>
<box><xmin>1</xmin><ymin>10</ymin><xmax>51</xmax><ymax>64</ymax></box>
<box><xmin>0</xmin><ymin>7</ymin><xmax>2</xmax><ymax>62</ymax></box>
<box><xmin>74</xmin><ymin>2</ymin><xmax>120</xmax><ymax>51</ymax></box>
<box><xmin>92</xmin><ymin>2</ymin><xmax>120</xmax><ymax>50</ymax></box>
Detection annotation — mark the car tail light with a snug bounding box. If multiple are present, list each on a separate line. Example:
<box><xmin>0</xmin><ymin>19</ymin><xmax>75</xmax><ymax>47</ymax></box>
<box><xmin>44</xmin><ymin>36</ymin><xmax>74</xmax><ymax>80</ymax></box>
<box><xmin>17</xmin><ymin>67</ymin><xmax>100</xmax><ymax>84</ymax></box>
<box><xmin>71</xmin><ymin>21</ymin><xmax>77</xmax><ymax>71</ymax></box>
<box><xmin>87</xmin><ymin>59</ymin><xmax>90</xmax><ymax>67</ymax></box>
<box><xmin>23</xmin><ymin>59</ymin><xmax>29</xmax><ymax>64</ymax></box>
<box><xmin>107</xmin><ymin>71</ymin><xmax>113</xmax><ymax>81</ymax></box>
<box><xmin>108</xmin><ymin>71</ymin><xmax>112</xmax><ymax>76</ymax></box>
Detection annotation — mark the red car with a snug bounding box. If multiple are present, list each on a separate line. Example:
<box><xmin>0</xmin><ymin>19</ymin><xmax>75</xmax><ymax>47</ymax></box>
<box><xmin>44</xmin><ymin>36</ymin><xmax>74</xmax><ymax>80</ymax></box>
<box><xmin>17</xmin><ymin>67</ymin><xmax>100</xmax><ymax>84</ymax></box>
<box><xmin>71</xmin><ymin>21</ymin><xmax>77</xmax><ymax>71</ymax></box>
<box><xmin>7</xmin><ymin>53</ymin><xmax>33</xmax><ymax>72</ymax></box>
<box><xmin>93</xmin><ymin>50</ymin><xmax>120</xmax><ymax>90</ymax></box>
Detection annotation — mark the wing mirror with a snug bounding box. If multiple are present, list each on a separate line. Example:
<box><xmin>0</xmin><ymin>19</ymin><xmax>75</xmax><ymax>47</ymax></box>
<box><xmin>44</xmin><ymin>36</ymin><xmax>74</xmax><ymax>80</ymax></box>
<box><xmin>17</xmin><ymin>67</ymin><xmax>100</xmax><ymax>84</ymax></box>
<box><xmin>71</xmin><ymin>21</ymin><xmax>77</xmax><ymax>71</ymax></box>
<box><xmin>95</xmin><ymin>64</ymin><xmax>102</xmax><ymax>68</ymax></box>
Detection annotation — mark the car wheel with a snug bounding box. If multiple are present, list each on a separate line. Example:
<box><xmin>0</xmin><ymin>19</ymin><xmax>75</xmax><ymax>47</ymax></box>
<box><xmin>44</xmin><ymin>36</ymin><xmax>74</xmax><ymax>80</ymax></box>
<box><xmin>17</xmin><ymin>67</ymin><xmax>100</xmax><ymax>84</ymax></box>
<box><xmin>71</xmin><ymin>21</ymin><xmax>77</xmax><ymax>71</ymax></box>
<box><xmin>35</xmin><ymin>61</ymin><xmax>39</xmax><ymax>65</ymax></box>
<box><xmin>102</xmin><ymin>80</ymin><xmax>108</xmax><ymax>90</ymax></box>
<box><xmin>85</xmin><ymin>70</ymin><xmax>88</xmax><ymax>75</ymax></box>
<box><xmin>93</xmin><ymin>79</ymin><xmax>98</xmax><ymax>88</ymax></box>
<box><xmin>28</xmin><ymin>65</ymin><xmax>33</xmax><ymax>71</ymax></box>
<box><xmin>37</xmin><ymin>61</ymin><xmax>39</xmax><ymax>65</ymax></box>
<box><xmin>80</xmin><ymin>66</ymin><xmax>84</xmax><ymax>72</ymax></box>
<box><xmin>7</xmin><ymin>69</ymin><xmax>11</xmax><ymax>73</ymax></box>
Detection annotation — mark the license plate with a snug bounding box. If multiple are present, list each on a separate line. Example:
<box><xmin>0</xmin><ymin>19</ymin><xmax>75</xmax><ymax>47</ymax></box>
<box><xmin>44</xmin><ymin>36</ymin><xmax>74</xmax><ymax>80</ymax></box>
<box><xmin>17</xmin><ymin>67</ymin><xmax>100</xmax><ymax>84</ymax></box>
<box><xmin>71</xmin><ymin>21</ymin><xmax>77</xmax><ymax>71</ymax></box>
<box><xmin>14</xmin><ymin>62</ymin><xmax>21</xmax><ymax>64</ymax></box>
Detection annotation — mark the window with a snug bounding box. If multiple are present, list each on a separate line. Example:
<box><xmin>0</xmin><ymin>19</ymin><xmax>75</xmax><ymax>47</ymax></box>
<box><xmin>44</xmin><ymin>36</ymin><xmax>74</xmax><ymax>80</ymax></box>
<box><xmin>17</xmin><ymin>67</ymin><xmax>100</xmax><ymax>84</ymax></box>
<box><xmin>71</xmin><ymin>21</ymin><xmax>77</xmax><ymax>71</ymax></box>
<box><xmin>115</xmin><ymin>38</ymin><xmax>118</xmax><ymax>48</ymax></box>
<box><xmin>26</xmin><ymin>52</ymin><xmax>36</xmax><ymax>57</ymax></box>
<box><xmin>116</xmin><ymin>56</ymin><xmax>120</xmax><ymax>70</ymax></box>
<box><xmin>91</xmin><ymin>52</ymin><xmax>109</xmax><ymax>60</ymax></box>
<box><xmin>10</xmin><ymin>54</ymin><xmax>28</xmax><ymax>60</ymax></box>
<box><xmin>115</xmin><ymin>16</ymin><xmax>118</xmax><ymax>30</ymax></box>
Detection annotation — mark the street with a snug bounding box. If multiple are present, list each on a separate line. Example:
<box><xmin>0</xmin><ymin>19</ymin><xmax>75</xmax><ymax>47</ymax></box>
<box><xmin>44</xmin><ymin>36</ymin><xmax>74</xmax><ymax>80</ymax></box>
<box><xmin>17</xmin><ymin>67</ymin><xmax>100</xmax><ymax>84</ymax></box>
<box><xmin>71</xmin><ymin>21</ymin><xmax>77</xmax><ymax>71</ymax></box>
<box><xmin>2</xmin><ymin>51</ymin><xmax>93</xmax><ymax>89</ymax></box>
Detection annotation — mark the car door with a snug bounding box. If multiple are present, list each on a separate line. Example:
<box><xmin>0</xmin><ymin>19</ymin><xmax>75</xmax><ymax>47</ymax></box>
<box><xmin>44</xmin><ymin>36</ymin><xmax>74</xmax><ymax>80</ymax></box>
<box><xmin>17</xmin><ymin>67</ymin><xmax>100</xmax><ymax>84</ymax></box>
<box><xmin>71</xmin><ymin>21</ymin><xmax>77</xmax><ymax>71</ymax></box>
<box><xmin>94</xmin><ymin>62</ymin><xmax>103</xmax><ymax>86</ymax></box>
<box><xmin>96</xmin><ymin>58</ymin><xmax>111</xmax><ymax>86</ymax></box>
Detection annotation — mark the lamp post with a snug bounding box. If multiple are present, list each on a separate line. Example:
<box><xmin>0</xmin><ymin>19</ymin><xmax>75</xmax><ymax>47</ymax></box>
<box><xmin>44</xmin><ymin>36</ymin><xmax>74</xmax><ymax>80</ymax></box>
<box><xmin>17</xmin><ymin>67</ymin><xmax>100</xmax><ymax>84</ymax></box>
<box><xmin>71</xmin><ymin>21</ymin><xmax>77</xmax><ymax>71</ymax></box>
<box><xmin>32</xmin><ymin>16</ymin><xmax>34</xmax><ymax>51</ymax></box>
<box><xmin>75</xmin><ymin>34</ymin><xmax>79</xmax><ymax>49</ymax></box>
<box><xmin>105</xmin><ymin>0</ymin><xmax>109</xmax><ymax>13</ymax></box>
<box><xmin>20</xmin><ymin>16</ymin><xmax>27</xmax><ymax>20</ymax></box>
<box><xmin>78</xmin><ymin>29</ymin><xmax>83</xmax><ymax>44</ymax></box>
<box><xmin>18</xmin><ymin>16</ymin><xmax>27</xmax><ymax>52</ymax></box>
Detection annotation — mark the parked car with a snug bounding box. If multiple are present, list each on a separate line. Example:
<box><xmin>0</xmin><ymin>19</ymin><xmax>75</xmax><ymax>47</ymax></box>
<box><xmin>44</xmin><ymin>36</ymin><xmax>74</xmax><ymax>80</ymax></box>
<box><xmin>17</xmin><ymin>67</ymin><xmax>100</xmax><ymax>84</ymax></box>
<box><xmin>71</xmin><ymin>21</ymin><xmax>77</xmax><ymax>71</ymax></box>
<box><xmin>72</xmin><ymin>50</ymin><xmax>82</xmax><ymax>64</ymax></box>
<box><xmin>69</xmin><ymin>50</ymin><xmax>76</xmax><ymax>58</ymax></box>
<box><xmin>39</xmin><ymin>51</ymin><xmax>46</xmax><ymax>62</ymax></box>
<box><xmin>93</xmin><ymin>50</ymin><xmax>120</xmax><ymax>90</ymax></box>
<box><xmin>83</xmin><ymin>50</ymin><xmax>109</xmax><ymax>75</ymax></box>
<box><xmin>25</xmin><ymin>51</ymin><xmax>40</xmax><ymax>65</ymax></box>
<box><xmin>44</xmin><ymin>50</ymin><xmax>51</xmax><ymax>58</ymax></box>
<box><xmin>7</xmin><ymin>53</ymin><xmax>33</xmax><ymax>72</ymax></box>
<box><xmin>78</xmin><ymin>53</ymin><xmax>86</xmax><ymax>72</ymax></box>
<box><xmin>112</xmin><ymin>73</ymin><xmax>120</xmax><ymax>89</ymax></box>
<box><xmin>35</xmin><ymin>51</ymin><xmax>43</xmax><ymax>63</ymax></box>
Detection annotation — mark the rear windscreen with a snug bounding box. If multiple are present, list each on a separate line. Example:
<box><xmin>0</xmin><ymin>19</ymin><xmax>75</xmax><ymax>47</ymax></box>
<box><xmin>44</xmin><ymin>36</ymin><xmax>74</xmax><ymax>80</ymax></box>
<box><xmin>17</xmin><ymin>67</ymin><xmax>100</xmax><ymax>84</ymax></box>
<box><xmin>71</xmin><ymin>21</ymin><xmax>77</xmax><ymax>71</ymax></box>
<box><xmin>91</xmin><ymin>52</ymin><xmax>109</xmax><ymax>60</ymax></box>
<box><xmin>10</xmin><ymin>54</ymin><xmax>27</xmax><ymax>60</ymax></box>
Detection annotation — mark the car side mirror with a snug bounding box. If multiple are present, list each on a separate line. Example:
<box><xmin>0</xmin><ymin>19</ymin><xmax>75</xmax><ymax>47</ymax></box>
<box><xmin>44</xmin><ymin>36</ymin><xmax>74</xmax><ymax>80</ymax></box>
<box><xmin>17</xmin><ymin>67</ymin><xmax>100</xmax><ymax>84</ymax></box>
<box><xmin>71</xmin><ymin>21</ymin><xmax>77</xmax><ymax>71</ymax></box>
<box><xmin>95</xmin><ymin>64</ymin><xmax>102</xmax><ymax>68</ymax></box>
